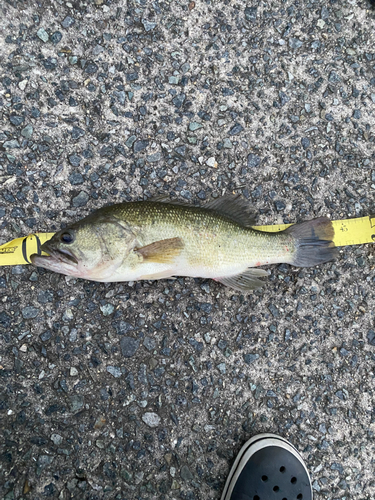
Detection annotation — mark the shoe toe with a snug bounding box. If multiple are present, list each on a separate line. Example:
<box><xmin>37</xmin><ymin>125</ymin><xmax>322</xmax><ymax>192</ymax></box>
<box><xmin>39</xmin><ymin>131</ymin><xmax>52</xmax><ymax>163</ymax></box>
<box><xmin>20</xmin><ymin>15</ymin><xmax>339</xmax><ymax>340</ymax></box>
<box><xmin>231</xmin><ymin>446</ymin><xmax>312</xmax><ymax>500</ymax></box>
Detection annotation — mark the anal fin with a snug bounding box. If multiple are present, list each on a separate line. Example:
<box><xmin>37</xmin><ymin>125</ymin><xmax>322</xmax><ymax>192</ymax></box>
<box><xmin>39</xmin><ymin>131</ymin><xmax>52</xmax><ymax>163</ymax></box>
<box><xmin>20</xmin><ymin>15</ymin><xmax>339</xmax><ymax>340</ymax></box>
<box><xmin>215</xmin><ymin>268</ymin><xmax>269</xmax><ymax>292</ymax></box>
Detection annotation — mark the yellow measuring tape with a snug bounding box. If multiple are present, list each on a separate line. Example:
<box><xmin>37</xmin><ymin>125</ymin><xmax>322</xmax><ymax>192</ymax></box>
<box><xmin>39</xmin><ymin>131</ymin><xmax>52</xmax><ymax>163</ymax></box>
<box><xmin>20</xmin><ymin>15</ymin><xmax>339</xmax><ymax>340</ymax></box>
<box><xmin>255</xmin><ymin>215</ymin><xmax>375</xmax><ymax>246</ymax></box>
<box><xmin>0</xmin><ymin>232</ymin><xmax>54</xmax><ymax>266</ymax></box>
<box><xmin>0</xmin><ymin>216</ymin><xmax>374</xmax><ymax>267</ymax></box>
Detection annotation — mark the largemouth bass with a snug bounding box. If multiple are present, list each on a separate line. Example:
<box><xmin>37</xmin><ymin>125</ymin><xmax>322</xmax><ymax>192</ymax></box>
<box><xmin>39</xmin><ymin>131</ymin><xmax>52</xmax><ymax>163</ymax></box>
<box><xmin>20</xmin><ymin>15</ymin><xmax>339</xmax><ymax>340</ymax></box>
<box><xmin>30</xmin><ymin>196</ymin><xmax>337</xmax><ymax>291</ymax></box>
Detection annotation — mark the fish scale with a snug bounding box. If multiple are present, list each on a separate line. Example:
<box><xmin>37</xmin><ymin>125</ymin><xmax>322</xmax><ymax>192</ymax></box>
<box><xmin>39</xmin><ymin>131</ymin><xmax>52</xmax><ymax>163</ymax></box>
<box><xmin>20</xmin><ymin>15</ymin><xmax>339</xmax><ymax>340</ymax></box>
<box><xmin>98</xmin><ymin>202</ymin><xmax>295</xmax><ymax>272</ymax></box>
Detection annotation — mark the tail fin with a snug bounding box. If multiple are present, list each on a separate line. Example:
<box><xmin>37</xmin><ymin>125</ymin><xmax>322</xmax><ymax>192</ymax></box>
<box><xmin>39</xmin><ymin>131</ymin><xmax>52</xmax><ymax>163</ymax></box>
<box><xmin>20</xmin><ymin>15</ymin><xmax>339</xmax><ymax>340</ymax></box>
<box><xmin>285</xmin><ymin>217</ymin><xmax>338</xmax><ymax>267</ymax></box>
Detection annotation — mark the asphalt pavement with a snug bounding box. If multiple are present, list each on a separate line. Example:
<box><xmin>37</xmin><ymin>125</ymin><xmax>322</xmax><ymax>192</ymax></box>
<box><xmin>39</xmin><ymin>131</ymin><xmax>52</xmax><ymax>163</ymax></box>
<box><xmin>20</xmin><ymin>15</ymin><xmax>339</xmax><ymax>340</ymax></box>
<box><xmin>1</xmin><ymin>0</ymin><xmax>375</xmax><ymax>498</ymax></box>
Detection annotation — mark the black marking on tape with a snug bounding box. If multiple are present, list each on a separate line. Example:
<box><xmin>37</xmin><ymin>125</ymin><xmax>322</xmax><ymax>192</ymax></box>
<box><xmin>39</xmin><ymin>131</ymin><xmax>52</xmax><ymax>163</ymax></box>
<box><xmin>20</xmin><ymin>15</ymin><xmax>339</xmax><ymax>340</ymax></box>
<box><xmin>22</xmin><ymin>237</ymin><xmax>30</xmax><ymax>264</ymax></box>
<box><xmin>35</xmin><ymin>234</ymin><xmax>42</xmax><ymax>255</ymax></box>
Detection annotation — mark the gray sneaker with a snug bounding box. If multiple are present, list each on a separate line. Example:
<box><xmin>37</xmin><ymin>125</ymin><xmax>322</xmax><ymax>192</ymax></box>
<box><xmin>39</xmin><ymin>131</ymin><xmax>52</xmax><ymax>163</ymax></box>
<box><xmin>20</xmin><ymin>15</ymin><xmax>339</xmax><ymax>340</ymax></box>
<box><xmin>221</xmin><ymin>433</ymin><xmax>313</xmax><ymax>500</ymax></box>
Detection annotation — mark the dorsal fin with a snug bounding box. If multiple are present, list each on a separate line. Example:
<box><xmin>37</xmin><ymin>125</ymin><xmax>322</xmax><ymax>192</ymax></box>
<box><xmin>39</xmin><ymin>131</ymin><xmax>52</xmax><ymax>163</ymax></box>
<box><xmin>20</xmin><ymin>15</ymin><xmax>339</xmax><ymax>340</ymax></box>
<box><xmin>147</xmin><ymin>195</ymin><xmax>193</xmax><ymax>207</ymax></box>
<box><xmin>205</xmin><ymin>195</ymin><xmax>257</xmax><ymax>227</ymax></box>
<box><xmin>148</xmin><ymin>194</ymin><xmax>257</xmax><ymax>227</ymax></box>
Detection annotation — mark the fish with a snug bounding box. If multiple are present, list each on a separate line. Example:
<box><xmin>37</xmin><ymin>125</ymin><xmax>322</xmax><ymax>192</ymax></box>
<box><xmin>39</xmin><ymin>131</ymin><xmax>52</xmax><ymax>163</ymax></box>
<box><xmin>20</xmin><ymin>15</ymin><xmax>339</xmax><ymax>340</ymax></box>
<box><xmin>30</xmin><ymin>195</ymin><xmax>338</xmax><ymax>292</ymax></box>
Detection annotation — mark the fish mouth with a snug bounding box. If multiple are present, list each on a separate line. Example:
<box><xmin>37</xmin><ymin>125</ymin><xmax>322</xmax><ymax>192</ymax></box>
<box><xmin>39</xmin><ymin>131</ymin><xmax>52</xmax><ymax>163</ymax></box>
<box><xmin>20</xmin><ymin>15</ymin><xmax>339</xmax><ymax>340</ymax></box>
<box><xmin>31</xmin><ymin>243</ymin><xmax>78</xmax><ymax>267</ymax></box>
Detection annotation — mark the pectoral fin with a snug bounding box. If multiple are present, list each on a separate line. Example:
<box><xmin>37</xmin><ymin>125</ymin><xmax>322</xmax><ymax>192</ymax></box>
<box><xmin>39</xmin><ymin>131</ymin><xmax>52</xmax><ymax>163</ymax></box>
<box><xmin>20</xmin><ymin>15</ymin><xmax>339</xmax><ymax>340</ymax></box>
<box><xmin>135</xmin><ymin>237</ymin><xmax>184</xmax><ymax>264</ymax></box>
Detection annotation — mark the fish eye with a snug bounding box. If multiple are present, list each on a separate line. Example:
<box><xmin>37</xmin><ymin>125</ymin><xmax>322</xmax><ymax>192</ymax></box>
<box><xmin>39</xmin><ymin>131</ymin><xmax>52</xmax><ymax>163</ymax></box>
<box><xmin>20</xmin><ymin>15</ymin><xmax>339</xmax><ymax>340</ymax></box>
<box><xmin>60</xmin><ymin>232</ymin><xmax>74</xmax><ymax>244</ymax></box>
